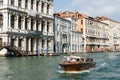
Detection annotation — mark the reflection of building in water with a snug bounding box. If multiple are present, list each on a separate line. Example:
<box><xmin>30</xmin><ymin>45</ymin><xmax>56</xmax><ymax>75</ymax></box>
<box><xmin>0</xmin><ymin>0</ymin><xmax>54</xmax><ymax>55</ymax></box>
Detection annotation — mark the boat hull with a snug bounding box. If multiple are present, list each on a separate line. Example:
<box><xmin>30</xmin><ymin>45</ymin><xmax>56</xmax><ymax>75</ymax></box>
<box><xmin>59</xmin><ymin>62</ymin><xmax>95</xmax><ymax>71</ymax></box>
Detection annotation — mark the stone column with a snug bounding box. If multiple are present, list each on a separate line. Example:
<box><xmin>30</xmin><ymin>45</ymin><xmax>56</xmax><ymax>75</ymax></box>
<box><xmin>22</xmin><ymin>0</ymin><xmax>25</xmax><ymax>9</ymax></box>
<box><xmin>23</xmin><ymin>38</ymin><xmax>26</xmax><ymax>52</ymax></box>
<box><xmin>28</xmin><ymin>0</ymin><xmax>31</xmax><ymax>10</ymax></box>
<box><xmin>3</xmin><ymin>12</ymin><xmax>9</xmax><ymax>32</ymax></box>
<box><xmin>44</xmin><ymin>3</ymin><xmax>47</xmax><ymax>14</ymax></box>
<box><xmin>28</xmin><ymin>38</ymin><xmax>31</xmax><ymax>54</ymax></box>
<box><xmin>22</xmin><ymin>16</ymin><xmax>25</xmax><ymax>30</ymax></box>
<box><xmin>15</xmin><ymin>15</ymin><xmax>18</xmax><ymax>29</ymax></box>
<box><xmin>38</xmin><ymin>19</ymin><xmax>41</xmax><ymax>31</ymax></box>
<box><xmin>15</xmin><ymin>37</ymin><xmax>18</xmax><ymax>47</ymax></box>
<box><xmin>50</xmin><ymin>22</ymin><xmax>53</xmax><ymax>33</ymax></box>
<box><xmin>15</xmin><ymin>0</ymin><xmax>18</xmax><ymax>7</ymax></box>
<box><xmin>34</xmin><ymin>38</ymin><xmax>37</xmax><ymax>54</ymax></box>
<box><xmin>38</xmin><ymin>1</ymin><xmax>41</xmax><ymax>13</ymax></box>
<box><xmin>2</xmin><ymin>12</ymin><xmax>9</xmax><ymax>45</ymax></box>
<box><xmin>50</xmin><ymin>5</ymin><xmax>53</xmax><ymax>15</ymax></box>
<box><xmin>8</xmin><ymin>13</ymin><xmax>11</xmax><ymax>29</ymax></box>
<box><xmin>33</xmin><ymin>0</ymin><xmax>36</xmax><ymax>11</ymax></box>
<box><xmin>33</xmin><ymin>19</ymin><xmax>36</xmax><ymax>30</ymax></box>
<box><xmin>27</xmin><ymin>17</ymin><xmax>31</xmax><ymax>30</ymax></box>
<box><xmin>45</xmin><ymin>20</ymin><xmax>47</xmax><ymax>33</ymax></box>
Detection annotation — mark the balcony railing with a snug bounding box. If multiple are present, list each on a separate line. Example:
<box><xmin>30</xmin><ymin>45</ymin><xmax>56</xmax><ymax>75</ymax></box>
<box><xmin>28</xmin><ymin>31</ymin><xmax>42</xmax><ymax>37</ymax></box>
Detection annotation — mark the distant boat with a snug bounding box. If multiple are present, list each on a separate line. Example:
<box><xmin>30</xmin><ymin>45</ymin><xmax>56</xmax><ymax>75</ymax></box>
<box><xmin>58</xmin><ymin>55</ymin><xmax>95</xmax><ymax>72</ymax></box>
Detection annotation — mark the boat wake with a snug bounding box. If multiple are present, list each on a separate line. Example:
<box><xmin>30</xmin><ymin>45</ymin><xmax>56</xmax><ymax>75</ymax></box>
<box><xmin>94</xmin><ymin>62</ymin><xmax>108</xmax><ymax>71</ymax></box>
<box><xmin>57</xmin><ymin>69</ymin><xmax>91</xmax><ymax>74</ymax></box>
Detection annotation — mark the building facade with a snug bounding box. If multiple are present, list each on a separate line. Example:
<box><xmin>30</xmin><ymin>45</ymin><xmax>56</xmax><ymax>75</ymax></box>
<box><xmin>54</xmin><ymin>15</ymin><xmax>82</xmax><ymax>54</ymax></box>
<box><xmin>55</xmin><ymin>11</ymin><xmax>118</xmax><ymax>53</ymax></box>
<box><xmin>65</xmin><ymin>17</ymin><xmax>82</xmax><ymax>53</ymax></box>
<box><xmin>96</xmin><ymin>17</ymin><xmax>120</xmax><ymax>51</ymax></box>
<box><xmin>0</xmin><ymin>0</ymin><xmax>54</xmax><ymax>55</ymax></box>
<box><xmin>82</xmin><ymin>17</ymin><xmax>109</xmax><ymax>52</ymax></box>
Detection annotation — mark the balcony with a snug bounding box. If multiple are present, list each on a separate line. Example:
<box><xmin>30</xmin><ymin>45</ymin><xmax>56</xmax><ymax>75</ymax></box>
<box><xmin>28</xmin><ymin>31</ymin><xmax>42</xmax><ymax>37</ymax></box>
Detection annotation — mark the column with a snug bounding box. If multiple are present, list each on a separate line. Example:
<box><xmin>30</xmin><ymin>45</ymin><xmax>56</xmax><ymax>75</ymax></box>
<box><xmin>8</xmin><ymin>13</ymin><xmax>11</xmax><ymax>29</ymax></box>
<box><xmin>15</xmin><ymin>0</ymin><xmax>18</xmax><ymax>7</ymax></box>
<box><xmin>34</xmin><ymin>38</ymin><xmax>37</xmax><ymax>54</ymax></box>
<box><xmin>45</xmin><ymin>20</ymin><xmax>47</xmax><ymax>33</ymax></box>
<box><xmin>38</xmin><ymin>19</ymin><xmax>41</xmax><ymax>31</ymax></box>
<box><xmin>33</xmin><ymin>19</ymin><xmax>36</xmax><ymax>30</ymax></box>
<box><xmin>28</xmin><ymin>38</ymin><xmax>31</xmax><ymax>54</ymax></box>
<box><xmin>15</xmin><ymin>15</ymin><xmax>18</xmax><ymax>29</ymax></box>
<box><xmin>50</xmin><ymin>5</ymin><xmax>53</xmax><ymax>15</ymax></box>
<box><xmin>33</xmin><ymin>0</ymin><xmax>36</xmax><ymax>11</ymax></box>
<box><xmin>45</xmin><ymin>39</ymin><xmax>48</xmax><ymax>54</ymax></box>
<box><xmin>2</xmin><ymin>12</ymin><xmax>8</xmax><ymax>47</ymax></box>
<box><xmin>28</xmin><ymin>0</ymin><xmax>31</xmax><ymax>10</ymax></box>
<box><xmin>15</xmin><ymin>37</ymin><xmax>18</xmax><ymax>47</ymax></box>
<box><xmin>28</xmin><ymin>17</ymin><xmax>31</xmax><ymax>30</ymax></box>
<box><xmin>22</xmin><ymin>16</ymin><xmax>25</xmax><ymax>30</ymax></box>
<box><xmin>50</xmin><ymin>22</ymin><xmax>53</xmax><ymax>33</ymax></box>
<box><xmin>23</xmin><ymin>38</ymin><xmax>26</xmax><ymax>52</ymax></box>
<box><xmin>51</xmin><ymin>40</ymin><xmax>54</xmax><ymax>53</ymax></box>
<box><xmin>38</xmin><ymin>1</ymin><xmax>41</xmax><ymax>13</ymax></box>
<box><xmin>44</xmin><ymin>3</ymin><xmax>47</xmax><ymax>14</ymax></box>
<box><xmin>3</xmin><ymin>12</ymin><xmax>9</xmax><ymax>32</ymax></box>
<box><xmin>22</xmin><ymin>0</ymin><xmax>25</xmax><ymax>9</ymax></box>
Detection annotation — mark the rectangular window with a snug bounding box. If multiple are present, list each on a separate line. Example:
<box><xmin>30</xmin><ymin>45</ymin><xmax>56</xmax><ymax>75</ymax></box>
<box><xmin>0</xmin><ymin>14</ymin><xmax>3</xmax><ymax>28</ymax></box>
<box><xmin>47</xmin><ymin>5</ymin><xmax>50</xmax><ymax>14</ymax></box>
<box><xmin>41</xmin><ymin>3</ymin><xmax>44</xmax><ymax>13</ymax></box>
<box><xmin>0</xmin><ymin>0</ymin><xmax>3</xmax><ymax>6</ymax></box>
<box><xmin>19</xmin><ymin>0</ymin><xmax>22</xmax><ymax>8</ymax></box>
<box><xmin>18</xmin><ymin>16</ymin><xmax>22</xmax><ymax>29</ymax></box>
<box><xmin>81</xmin><ymin>20</ymin><xmax>83</xmax><ymax>24</ymax></box>
<box><xmin>31</xmin><ymin>0</ymin><xmax>33</xmax><ymax>10</ymax></box>
<box><xmin>36</xmin><ymin>1</ymin><xmax>39</xmax><ymax>11</ymax></box>
<box><xmin>25</xmin><ymin>0</ymin><xmax>28</xmax><ymax>9</ymax></box>
<box><xmin>11</xmin><ymin>15</ymin><xmax>14</xmax><ymax>28</ymax></box>
<box><xmin>11</xmin><ymin>0</ymin><xmax>14</xmax><ymax>6</ymax></box>
<box><xmin>25</xmin><ymin>18</ymin><xmax>27</xmax><ymax>30</ymax></box>
<box><xmin>31</xmin><ymin>19</ymin><xmax>34</xmax><ymax>30</ymax></box>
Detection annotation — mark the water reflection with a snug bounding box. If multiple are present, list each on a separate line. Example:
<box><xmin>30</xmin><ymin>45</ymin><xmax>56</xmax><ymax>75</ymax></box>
<box><xmin>0</xmin><ymin>52</ymin><xmax>120</xmax><ymax>80</ymax></box>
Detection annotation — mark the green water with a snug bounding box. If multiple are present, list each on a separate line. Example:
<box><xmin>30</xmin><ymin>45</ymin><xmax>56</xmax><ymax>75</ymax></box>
<box><xmin>0</xmin><ymin>52</ymin><xmax>120</xmax><ymax>80</ymax></box>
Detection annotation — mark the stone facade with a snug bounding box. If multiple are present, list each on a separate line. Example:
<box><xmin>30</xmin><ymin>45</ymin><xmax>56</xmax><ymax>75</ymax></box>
<box><xmin>54</xmin><ymin>15</ymin><xmax>82</xmax><ymax>53</ymax></box>
<box><xmin>54</xmin><ymin>11</ymin><xmax>120</xmax><ymax>52</ymax></box>
<box><xmin>0</xmin><ymin>0</ymin><xmax>54</xmax><ymax>55</ymax></box>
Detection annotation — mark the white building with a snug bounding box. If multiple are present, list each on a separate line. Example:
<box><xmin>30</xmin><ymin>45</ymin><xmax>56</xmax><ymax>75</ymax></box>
<box><xmin>54</xmin><ymin>15</ymin><xmax>82</xmax><ymax>54</ymax></box>
<box><xmin>96</xmin><ymin>16</ymin><xmax>120</xmax><ymax>51</ymax></box>
<box><xmin>65</xmin><ymin>17</ymin><xmax>82</xmax><ymax>53</ymax></box>
<box><xmin>0</xmin><ymin>0</ymin><xmax>54</xmax><ymax>55</ymax></box>
<box><xmin>82</xmin><ymin>17</ymin><xmax>109</xmax><ymax>52</ymax></box>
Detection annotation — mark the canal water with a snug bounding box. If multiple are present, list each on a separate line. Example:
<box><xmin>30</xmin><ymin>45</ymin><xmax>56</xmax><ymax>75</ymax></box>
<box><xmin>0</xmin><ymin>52</ymin><xmax>120</xmax><ymax>80</ymax></box>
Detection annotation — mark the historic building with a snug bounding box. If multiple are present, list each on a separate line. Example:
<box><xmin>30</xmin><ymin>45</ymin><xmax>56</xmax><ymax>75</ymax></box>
<box><xmin>54</xmin><ymin>14</ymin><xmax>82</xmax><ymax>53</ymax></box>
<box><xmin>0</xmin><ymin>0</ymin><xmax>54</xmax><ymax>55</ymax></box>
<box><xmin>82</xmin><ymin>17</ymin><xmax>109</xmax><ymax>52</ymax></box>
<box><xmin>54</xmin><ymin>11</ymin><xmax>112</xmax><ymax>52</ymax></box>
<box><xmin>96</xmin><ymin>16</ymin><xmax>120</xmax><ymax>51</ymax></box>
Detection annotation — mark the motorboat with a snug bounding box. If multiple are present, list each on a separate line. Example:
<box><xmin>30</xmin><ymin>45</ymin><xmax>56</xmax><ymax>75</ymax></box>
<box><xmin>58</xmin><ymin>55</ymin><xmax>95</xmax><ymax>72</ymax></box>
